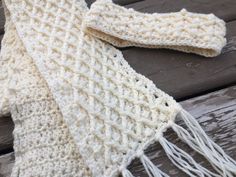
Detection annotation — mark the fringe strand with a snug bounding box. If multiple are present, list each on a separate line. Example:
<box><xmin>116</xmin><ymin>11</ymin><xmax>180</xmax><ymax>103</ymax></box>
<box><xmin>140</xmin><ymin>154</ymin><xmax>169</xmax><ymax>177</ymax></box>
<box><xmin>172</xmin><ymin>109</ymin><xmax>236</xmax><ymax>176</ymax></box>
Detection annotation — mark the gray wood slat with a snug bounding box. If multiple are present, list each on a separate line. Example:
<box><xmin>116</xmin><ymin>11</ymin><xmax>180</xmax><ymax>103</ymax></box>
<box><xmin>112</xmin><ymin>0</ymin><xmax>144</xmax><ymax>6</ymax></box>
<box><xmin>0</xmin><ymin>0</ymin><xmax>143</xmax><ymax>33</ymax></box>
<box><xmin>0</xmin><ymin>1</ymin><xmax>236</xmax><ymax>151</ymax></box>
<box><xmin>0</xmin><ymin>152</ymin><xmax>14</xmax><ymax>177</ymax></box>
<box><xmin>122</xmin><ymin>20</ymin><xmax>236</xmax><ymax>100</ymax></box>
<box><xmin>130</xmin><ymin>85</ymin><xmax>236</xmax><ymax>176</ymax></box>
<box><xmin>0</xmin><ymin>7</ymin><xmax>4</xmax><ymax>34</ymax></box>
<box><xmin>0</xmin><ymin>34</ymin><xmax>13</xmax><ymax>154</ymax></box>
<box><xmin>0</xmin><ymin>0</ymin><xmax>236</xmax><ymax>33</ymax></box>
<box><xmin>1</xmin><ymin>0</ymin><xmax>236</xmax><ymax>33</ymax></box>
<box><xmin>0</xmin><ymin>34</ymin><xmax>3</xmax><ymax>46</ymax></box>
<box><xmin>0</xmin><ymin>115</ymin><xmax>13</xmax><ymax>154</ymax></box>
<box><xmin>125</xmin><ymin>0</ymin><xmax>236</xmax><ymax>22</ymax></box>
<box><xmin>86</xmin><ymin>0</ymin><xmax>144</xmax><ymax>7</ymax></box>
<box><xmin>0</xmin><ymin>0</ymin><xmax>235</xmax><ymax>100</ymax></box>
<box><xmin>0</xmin><ymin>86</ymin><xmax>236</xmax><ymax>176</ymax></box>
<box><xmin>0</xmin><ymin>1</ymin><xmax>236</xmax><ymax>175</ymax></box>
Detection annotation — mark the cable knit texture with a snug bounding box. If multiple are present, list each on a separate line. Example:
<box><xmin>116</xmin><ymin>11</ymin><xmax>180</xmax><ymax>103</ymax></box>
<box><xmin>1</xmin><ymin>2</ymin><xmax>92</xmax><ymax>177</ymax></box>
<box><xmin>0</xmin><ymin>6</ymin><xmax>12</xmax><ymax>117</ymax></box>
<box><xmin>84</xmin><ymin>0</ymin><xmax>226</xmax><ymax>57</ymax></box>
<box><xmin>1</xmin><ymin>0</ymin><xmax>235</xmax><ymax>177</ymax></box>
<box><xmin>3</xmin><ymin>0</ymin><xmax>180</xmax><ymax>176</ymax></box>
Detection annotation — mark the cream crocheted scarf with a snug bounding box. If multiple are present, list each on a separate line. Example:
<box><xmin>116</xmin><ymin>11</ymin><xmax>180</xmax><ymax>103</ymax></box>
<box><xmin>1</xmin><ymin>0</ymin><xmax>236</xmax><ymax>176</ymax></box>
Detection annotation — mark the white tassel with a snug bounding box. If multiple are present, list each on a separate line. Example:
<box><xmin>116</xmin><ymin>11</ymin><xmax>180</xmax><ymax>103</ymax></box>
<box><xmin>159</xmin><ymin>136</ymin><xmax>221</xmax><ymax>177</ymax></box>
<box><xmin>172</xmin><ymin>109</ymin><xmax>236</xmax><ymax>176</ymax></box>
<box><xmin>140</xmin><ymin>154</ymin><xmax>169</xmax><ymax>177</ymax></box>
<box><xmin>122</xmin><ymin>169</ymin><xmax>135</xmax><ymax>177</ymax></box>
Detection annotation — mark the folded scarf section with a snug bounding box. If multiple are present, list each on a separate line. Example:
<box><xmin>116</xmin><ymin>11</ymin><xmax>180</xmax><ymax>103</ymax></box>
<box><xmin>84</xmin><ymin>0</ymin><xmax>226</xmax><ymax>57</ymax></box>
<box><xmin>2</xmin><ymin>0</ymin><xmax>236</xmax><ymax>177</ymax></box>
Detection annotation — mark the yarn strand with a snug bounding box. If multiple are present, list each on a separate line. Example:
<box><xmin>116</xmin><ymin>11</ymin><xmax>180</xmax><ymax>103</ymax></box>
<box><xmin>3</xmin><ymin>0</ymin><xmax>235</xmax><ymax>176</ymax></box>
<box><xmin>122</xmin><ymin>169</ymin><xmax>135</xmax><ymax>177</ymax></box>
<box><xmin>159</xmin><ymin>136</ymin><xmax>221</xmax><ymax>177</ymax></box>
<box><xmin>140</xmin><ymin>154</ymin><xmax>169</xmax><ymax>177</ymax></box>
<box><xmin>172</xmin><ymin>109</ymin><xmax>236</xmax><ymax>177</ymax></box>
<box><xmin>121</xmin><ymin>109</ymin><xmax>236</xmax><ymax>177</ymax></box>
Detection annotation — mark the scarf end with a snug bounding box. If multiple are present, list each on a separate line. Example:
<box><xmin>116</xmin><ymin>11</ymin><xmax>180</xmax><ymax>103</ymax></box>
<box><xmin>120</xmin><ymin>108</ymin><xmax>236</xmax><ymax>177</ymax></box>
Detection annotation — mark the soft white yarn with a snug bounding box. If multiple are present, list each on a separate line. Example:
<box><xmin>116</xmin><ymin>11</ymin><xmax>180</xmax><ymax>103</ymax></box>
<box><xmin>1</xmin><ymin>0</ymin><xmax>236</xmax><ymax>177</ymax></box>
<box><xmin>84</xmin><ymin>0</ymin><xmax>226</xmax><ymax>57</ymax></box>
<box><xmin>0</xmin><ymin>5</ymin><xmax>92</xmax><ymax>177</ymax></box>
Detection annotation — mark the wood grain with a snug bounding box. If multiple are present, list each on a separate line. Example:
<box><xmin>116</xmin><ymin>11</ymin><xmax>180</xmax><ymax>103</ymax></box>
<box><xmin>122</xmin><ymin>20</ymin><xmax>236</xmax><ymax>100</ymax></box>
<box><xmin>1</xmin><ymin>0</ymin><xmax>236</xmax><ymax>32</ymax></box>
<box><xmin>0</xmin><ymin>34</ymin><xmax>3</xmax><ymax>47</ymax></box>
<box><xmin>112</xmin><ymin>0</ymin><xmax>144</xmax><ymax>6</ymax></box>
<box><xmin>0</xmin><ymin>86</ymin><xmax>235</xmax><ymax>176</ymax></box>
<box><xmin>0</xmin><ymin>34</ymin><xmax>13</xmax><ymax>155</ymax></box>
<box><xmin>0</xmin><ymin>116</ymin><xmax>13</xmax><ymax>154</ymax></box>
<box><xmin>85</xmin><ymin>0</ymin><xmax>144</xmax><ymax>7</ymax></box>
<box><xmin>0</xmin><ymin>0</ymin><xmax>143</xmax><ymax>32</ymax></box>
<box><xmin>0</xmin><ymin>1</ymin><xmax>236</xmax><ymax>176</ymax></box>
<box><xmin>129</xmin><ymin>86</ymin><xmax>236</xmax><ymax>176</ymax></box>
<box><xmin>0</xmin><ymin>152</ymin><xmax>14</xmax><ymax>177</ymax></box>
<box><xmin>0</xmin><ymin>0</ymin><xmax>236</xmax><ymax>100</ymax></box>
<box><xmin>0</xmin><ymin>33</ymin><xmax>13</xmax><ymax>154</ymax></box>
<box><xmin>125</xmin><ymin>0</ymin><xmax>236</xmax><ymax>22</ymax></box>
<box><xmin>0</xmin><ymin>6</ymin><xmax>5</xmax><ymax>35</ymax></box>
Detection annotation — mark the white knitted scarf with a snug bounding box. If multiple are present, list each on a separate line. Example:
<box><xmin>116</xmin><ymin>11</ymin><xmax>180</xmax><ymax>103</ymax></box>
<box><xmin>2</xmin><ymin>0</ymin><xmax>236</xmax><ymax>176</ymax></box>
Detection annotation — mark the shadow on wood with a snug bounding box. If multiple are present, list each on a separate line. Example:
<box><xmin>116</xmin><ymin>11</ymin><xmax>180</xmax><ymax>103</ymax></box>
<box><xmin>1</xmin><ymin>86</ymin><xmax>236</xmax><ymax>177</ymax></box>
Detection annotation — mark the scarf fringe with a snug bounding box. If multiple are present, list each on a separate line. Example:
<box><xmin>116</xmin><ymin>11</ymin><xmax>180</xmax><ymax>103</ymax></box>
<box><xmin>122</xmin><ymin>169</ymin><xmax>135</xmax><ymax>177</ymax></box>
<box><xmin>140</xmin><ymin>154</ymin><xmax>169</xmax><ymax>177</ymax></box>
<box><xmin>173</xmin><ymin>109</ymin><xmax>236</xmax><ymax>176</ymax></box>
<box><xmin>159</xmin><ymin>136</ymin><xmax>220</xmax><ymax>177</ymax></box>
<box><xmin>121</xmin><ymin>109</ymin><xmax>236</xmax><ymax>177</ymax></box>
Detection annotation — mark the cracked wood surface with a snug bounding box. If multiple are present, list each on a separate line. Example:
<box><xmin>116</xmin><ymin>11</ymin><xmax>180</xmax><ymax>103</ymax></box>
<box><xmin>0</xmin><ymin>0</ymin><xmax>236</xmax><ymax>99</ymax></box>
<box><xmin>1</xmin><ymin>86</ymin><xmax>236</xmax><ymax>176</ymax></box>
<box><xmin>0</xmin><ymin>0</ymin><xmax>236</xmax><ymax>176</ymax></box>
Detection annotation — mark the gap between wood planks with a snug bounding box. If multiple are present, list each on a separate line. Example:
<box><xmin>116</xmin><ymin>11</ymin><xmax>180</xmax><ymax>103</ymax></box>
<box><xmin>0</xmin><ymin>0</ymin><xmax>236</xmax><ymax>153</ymax></box>
<box><xmin>0</xmin><ymin>85</ymin><xmax>236</xmax><ymax>177</ymax></box>
<box><xmin>125</xmin><ymin>0</ymin><xmax>236</xmax><ymax>23</ymax></box>
<box><xmin>1</xmin><ymin>0</ymin><xmax>236</xmax><ymax>34</ymax></box>
<box><xmin>122</xmin><ymin>20</ymin><xmax>236</xmax><ymax>100</ymax></box>
<box><xmin>0</xmin><ymin>1</ymin><xmax>236</xmax><ymax>175</ymax></box>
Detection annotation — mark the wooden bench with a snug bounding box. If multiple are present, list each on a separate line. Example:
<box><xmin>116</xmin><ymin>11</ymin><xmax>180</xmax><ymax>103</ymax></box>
<box><xmin>0</xmin><ymin>0</ymin><xmax>236</xmax><ymax>176</ymax></box>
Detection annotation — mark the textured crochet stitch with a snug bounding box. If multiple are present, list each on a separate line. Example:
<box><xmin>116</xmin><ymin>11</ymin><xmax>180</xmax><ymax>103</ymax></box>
<box><xmin>1</xmin><ymin>0</ymin><xmax>236</xmax><ymax>177</ymax></box>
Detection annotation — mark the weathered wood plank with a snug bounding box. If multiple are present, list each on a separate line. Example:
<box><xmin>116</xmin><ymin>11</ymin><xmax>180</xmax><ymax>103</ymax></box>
<box><xmin>0</xmin><ymin>0</ymin><xmax>235</xmax><ymax>101</ymax></box>
<box><xmin>125</xmin><ymin>0</ymin><xmax>236</xmax><ymax>22</ymax></box>
<box><xmin>129</xmin><ymin>85</ymin><xmax>236</xmax><ymax>176</ymax></box>
<box><xmin>123</xmin><ymin>20</ymin><xmax>236</xmax><ymax>100</ymax></box>
<box><xmin>0</xmin><ymin>0</ymin><xmax>145</xmax><ymax>32</ymax></box>
<box><xmin>1</xmin><ymin>0</ymin><xmax>236</xmax><ymax>23</ymax></box>
<box><xmin>0</xmin><ymin>34</ymin><xmax>3</xmax><ymax>47</ymax></box>
<box><xmin>86</xmin><ymin>0</ymin><xmax>144</xmax><ymax>7</ymax></box>
<box><xmin>0</xmin><ymin>33</ymin><xmax>12</xmax><ymax>154</ymax></box>
<box><xmin>0</xmin><ymin>116</ymin><xmax>13</xmax><ymax>154</ymax></box>
<box><xmin>0</xmin><ymin>1</ymin><xmax>235</xmax><ymax>176</ymax></box>
<box><xmin>0</xmin><ymin>86</ymin><xmax>236</xmax><ymax>176</ymax></box>
<box><xmin>0</xmin><ymin>152</ymin><xmax>14</xmax><ymax>177</ymax></box>
<box><xmin>0</xmin><ymin>6</ymin><xmax>5</xmax><ymax>35</ymax></box>
<box><xmin>1</xmin><ymin>0</ymin><xmax>236</xmax><ymax>33</ymax></box>
<box><xmin>113</xmin><ymin>0</ymin><xmax>144</xmax><ymax>6</ymax></box>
